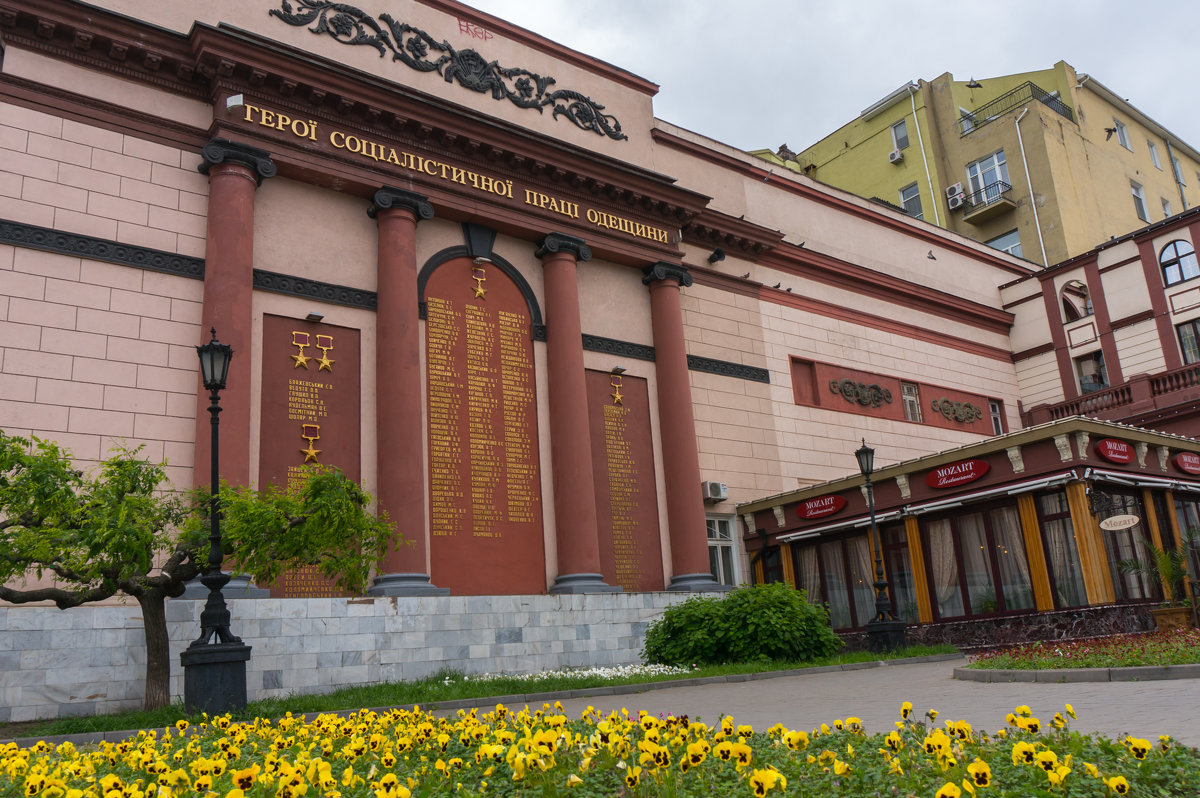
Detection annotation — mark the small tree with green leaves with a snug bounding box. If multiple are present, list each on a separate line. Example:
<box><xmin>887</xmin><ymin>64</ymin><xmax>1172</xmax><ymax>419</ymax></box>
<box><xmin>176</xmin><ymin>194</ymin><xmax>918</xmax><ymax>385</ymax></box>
<box><xmin>0</xmin><ymin>432</ymin><xmax>397</xmax><ymax>710</ymax></box>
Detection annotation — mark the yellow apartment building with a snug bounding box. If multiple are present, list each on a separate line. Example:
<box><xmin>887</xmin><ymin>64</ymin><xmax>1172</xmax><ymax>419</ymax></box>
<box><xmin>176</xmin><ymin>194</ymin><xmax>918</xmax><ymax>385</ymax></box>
<box><xmin>753</xmin><ymin>62</ymin><xmax>1200</xmax><ymax>267</ymax></box>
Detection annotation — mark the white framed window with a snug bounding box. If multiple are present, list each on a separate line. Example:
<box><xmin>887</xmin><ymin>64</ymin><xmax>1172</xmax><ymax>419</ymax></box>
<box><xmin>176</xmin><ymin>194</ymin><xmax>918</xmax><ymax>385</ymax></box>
<box><xmin>989</xmin><ymin>399</ymin><xmax>1005</xmax><ymax>436</ymax></box>
<box><xmin>706</xmin><ymin>517</ymin><xmax>739</xmax><ymax>586</ymax></box>
<box><xmin>901</xmin><ymin>382</ymin><xmax>922</xmax><ymax>422</ymax></box>
<box><xmin>1172</xmin><ymin>157</ymin><xmax>1187</xmax><ymax>185</ymax></box>
<box><xmin>967</xmin><ymin>150</ymin><xmax>1010</xmax><ymax>203</ymax></box>
<box><xmin>1075</xmin><ymin>351</ymin><xmax>1108</xmax><ymax>394</ymax></box>
<box><xmin>1113</xmin><ymin>119</ymin><xmax>1131</xmax><ymax>150</ymax></box>
<box><xmin>899</xmin><ymin>183</ymin><xmax>923</xmax><ymax>219</ymax></box>
<box><xmin>1131</xmin><ymin>181</ymin><xmax>1149</xmax><ymax>222</ymax></box>
<box><xmin>985</xmin><ymin>229</ymin><xmax>1022</xmax><ymax>258</ymax></box>
<box><xmin>1163</xmin><ymin>198</ymin><xmax>1173</xmax><ymax>218</ymax></box>
<box><xmin>891</xmin><ymin>119</ymin><xmax>910</xmax><ymax>150</ymax></box>
<box><xmin>1149</xmin><ymin>142</ymin><xmax>1162</xmax><ymax>169</ymax></box>
<box><xmin>959</xmin><ymin>108</ymin><xmax>977</xmax><ymax>134</ymax></box>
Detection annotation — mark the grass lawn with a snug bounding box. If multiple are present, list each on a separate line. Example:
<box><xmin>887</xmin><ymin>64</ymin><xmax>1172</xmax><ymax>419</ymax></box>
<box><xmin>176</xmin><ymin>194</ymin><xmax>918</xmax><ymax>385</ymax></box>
<box><xmin>966</xmin><ymin>628</ymin><xmax>1200</xmax><ymax>670</ymax></box>
<box><xmin>0</xmin><ymin>645</ymin><xmax>956</xmax><ymax>740</ymax></box>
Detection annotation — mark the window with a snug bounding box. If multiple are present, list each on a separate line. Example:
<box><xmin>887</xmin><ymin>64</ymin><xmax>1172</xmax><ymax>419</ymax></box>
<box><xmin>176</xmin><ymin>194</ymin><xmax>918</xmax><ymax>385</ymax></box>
<box><xmin>1091</xmin><ymin>489</ymin><xmax>1161</xmax><ymax>602</ymax></box>
<box><xmin>921</xmin><ymin>503</ymin><xmax>1035</xmax><ymax>620</ymax></box>
<box><xmin>1113</xmin><ymin>119</ymin><xmax>1131</xmax><ymax>149</ymax></box>
<box><xmin>1160</xmin><ymin>240</ymin><xmax>1200</xmax><ymax>286</ymax></box>
<box><xmin>901</xmin><ymin>382</ymin><xmax>922</xmax><ymax>422</ymax></box>
<box><xmin>988</xmin><ymin>399</ymin><xmax>1005</xmax><ymax>435</ymax></box>
<box><xmin>792</xmin><ymin>532</ymin><xmax>883</xmax><ymax>630</ymax></box>
<box><xmin>1074</xmin><ymin>351</ymin><xmax>1108</xmax><ymax>394</ymax></box>
<box><xmin>1173</xmin><ymin>157</ymin><xmax>1187</xmax><ymax>185</ymax></box>
<box><xmin>1131</xmin><ymin>181</ymin><xmax>1149</xmax><ymax>222</ymax></box>
<box><xmin>985</xmin><ymin>229</ymin><xmax>1022</xmax><ymax>258</ymax></box>
<box><xmin>1162</xmin><ymin>198</ymin><xmax>1173</xmax><ymax>218</ymax></box>
<box><xmin>1177</xmin><ymin>318</ymin><xmax>1200</xmax><ymax>364</ymax></box>
<box><xmin>1035</xmin><ymin>492</ymin><xmax>1088</xmax><ymax>608</ymax></box>
<box><xmin>966</xmin><ymin>150</ymin><xmax>1010</xmax><ymax>204</ymax></box>
<box><xmin>1060</xmin><ymin>279</ymin><xmax>1093</xmax><ymax>321</ymax></box>
<box><xmin>1149</xmin><ymin>141</ymin><xmax>1162</xmax><ymax>169</ymax></box>
<box><xmin>959</xmin><ymin>108</ymin><xmax>977</xmax><ymax>134</ymax></box>
<box><xmin>706</xmin><ymin>517</ymin><xmax>738</xmax><ymax>586</ymax></box>
<box><xmin>891</xmin><ymin>119</ymin><xmax>910</xmax><ymax>150</ymax></box>
<box><xmin>1173</xmin><ymin>496</ymin><xmax>1200</xmax><ymax>582</ymax></box>
<box><xmin>899</xmin><ymin>183</ymin><xmax>922</xmax><ymax>219</ymax></box>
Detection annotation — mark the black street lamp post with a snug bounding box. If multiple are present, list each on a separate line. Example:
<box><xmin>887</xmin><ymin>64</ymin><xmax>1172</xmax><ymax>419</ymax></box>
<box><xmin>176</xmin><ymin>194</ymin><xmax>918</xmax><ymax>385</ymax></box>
<box><xmin>855</xmin><ymin>439</ymin><xmax>907</xmax><ymax>653</ymax></box>
<box><xmin>181</xmin><ymin>328</ymin><xmax>252</xmax><ymax>714</ymax></box>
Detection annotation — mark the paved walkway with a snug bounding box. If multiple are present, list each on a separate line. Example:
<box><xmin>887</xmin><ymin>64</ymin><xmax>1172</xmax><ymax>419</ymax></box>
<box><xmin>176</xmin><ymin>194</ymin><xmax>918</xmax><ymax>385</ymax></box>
<box><xmin>453</xmin><ymin>659</ymin><xmax>1200</xmax><ymax>748</ymax></box>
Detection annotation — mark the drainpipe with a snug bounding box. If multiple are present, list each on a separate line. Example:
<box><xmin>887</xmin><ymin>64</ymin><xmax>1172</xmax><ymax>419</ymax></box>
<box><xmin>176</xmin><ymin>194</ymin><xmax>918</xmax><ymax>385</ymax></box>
<box><xmin>1166</xmin><ymin>140</ymin><xmax>1189</xmax><ymax>211</ymax></box>
<box><xmin>908</xmin><ymin>85</ymin><xmax>940</xmax><ymax>227</ymax></box>
<box><xmin>1014</xmin><ymin>107</ymin><xmax>1049</xmax><ymax>266</ymax></box>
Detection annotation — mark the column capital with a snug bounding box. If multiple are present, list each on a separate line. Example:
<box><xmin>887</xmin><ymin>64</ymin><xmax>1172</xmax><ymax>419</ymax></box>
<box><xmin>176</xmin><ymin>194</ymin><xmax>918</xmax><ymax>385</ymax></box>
<box><xmin>536</xmin><ymin>232</ymin><xmax>591</xmax><ymax>262</ymax></box>
<box><xmin>642</xmin><ymin>261</ymin><xmax>693</xmax><ymax>288</ymax></box>
<box><xmin>198</xmin><ymin>138</ymin><xmax>276</xmax><ymax>185</ymax></box>
<box><xmin>368</xmin><ymin>186</ymin><xmax>435</xmax><ymax>220</ymax></box>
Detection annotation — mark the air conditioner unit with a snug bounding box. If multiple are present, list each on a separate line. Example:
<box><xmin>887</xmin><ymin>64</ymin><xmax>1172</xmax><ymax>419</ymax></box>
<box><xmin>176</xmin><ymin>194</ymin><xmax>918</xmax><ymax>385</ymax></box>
<box><xmin>945</xmin><ymin>182</ymin><xmax>964</xmax><ymax>199</ymax></box>
<box><xmin>701</xmin><ymin>481</ymin><xmax>728</xmax><ymax>503</ymax></box>
<box><xmin>948</xmin><ymin>193</ymin><xmax>966</xmax><ymax>210</ymax></box>
<box><xmin>888</xmin><ymin>149</ymin><xmax>904</xmax><ymax>164</ymax></box>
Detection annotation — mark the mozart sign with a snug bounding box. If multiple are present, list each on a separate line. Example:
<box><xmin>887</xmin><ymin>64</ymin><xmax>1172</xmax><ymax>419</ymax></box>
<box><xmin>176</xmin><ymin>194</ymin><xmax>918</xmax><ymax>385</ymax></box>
<box><xmin>925</xmin><ymin>459</ymin><xmax>989</xmax><ymax>489</ymax></box>
<box><xmin>798</xmin><ymin>495</ymin><xmax>847</xmax><ymax>520</ymax></box>
<box><xmin>1096</xmin><ymin>438</ymin><xmax>1134</xmax><ymax>464</ymax></box>
<box><xmin>1174</xmin><ymin>452</ymin><xmax>1200</xmax><ymax>475</ymax></box>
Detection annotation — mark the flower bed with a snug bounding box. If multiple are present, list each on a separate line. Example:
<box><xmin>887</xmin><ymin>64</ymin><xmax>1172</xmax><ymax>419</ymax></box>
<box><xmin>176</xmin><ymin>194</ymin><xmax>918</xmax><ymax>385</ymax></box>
<box><xmin>3</xmin><ymin>701</ymin><xmax>1198</xmax><ymax>797</ymax></box>
<box><xmin>967</xmin><ymin>628</ymin><xmax>1200</xmax><ymax>670</ymax></box>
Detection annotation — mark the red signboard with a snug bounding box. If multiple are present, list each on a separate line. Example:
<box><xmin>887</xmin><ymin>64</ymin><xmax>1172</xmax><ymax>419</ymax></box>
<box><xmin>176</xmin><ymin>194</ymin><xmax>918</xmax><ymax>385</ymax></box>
<box><xmin>925</xmin><ymin>459</ymin><xmax>989</xmax><ymax>489</ymax></box>
<box><xmin>1096</xmin><ymin>438</ymin><xmax>1135</xmax><ymax>464</ymax></box>
<box><xmin>1175</xmin><ymin>452</ymin><xmax>1200</xmax><ymax>475</ymax></box>
<box><xmin>799</xmin><ymin>495</ymin><xmax>847</xmax><ymax>519</ymax></box>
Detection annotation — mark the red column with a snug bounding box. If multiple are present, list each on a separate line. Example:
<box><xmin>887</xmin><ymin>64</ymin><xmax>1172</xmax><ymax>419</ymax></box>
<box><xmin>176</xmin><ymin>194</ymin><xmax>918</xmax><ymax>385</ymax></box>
<box><xmin>194</xmin><ymin>139</ymin><xmax>275</xmax><ymax>490</ymax></box>
<box><xmin>643</xmin><ymin>262</ymin><xmax>724</xmax><ymax>591</ymax></box>
<box><xmin>366</xmin><ymin>188</ymin><xmax>447</xmax><ymax>596</ymax></box>
<box><xmin>536</xmin><ymin>233</ymin><xmax>618</xmax><ymax>593</ymax></box>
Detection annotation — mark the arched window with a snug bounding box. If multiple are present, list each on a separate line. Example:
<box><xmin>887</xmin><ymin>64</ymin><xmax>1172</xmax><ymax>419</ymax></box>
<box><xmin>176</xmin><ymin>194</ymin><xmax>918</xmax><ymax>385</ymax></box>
<box><xmin>1060</xmin><ymin>279</ymin><xmax>1093</xmax><ymax>321</ymax></box>
<box><xmin>1161</xmin><ymin>240</ymin><xmax>1200</xmax><ymax>286</ymax></box>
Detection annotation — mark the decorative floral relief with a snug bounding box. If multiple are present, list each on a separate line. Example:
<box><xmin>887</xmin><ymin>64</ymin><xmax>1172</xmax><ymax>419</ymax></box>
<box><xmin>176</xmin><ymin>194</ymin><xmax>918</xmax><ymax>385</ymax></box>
<box><xmin>269</xmin><ymin>1</ymin><xmax>628</xmax><ymax>140</ymax></box>
<box><xmin>930</xmin><ymin>398</ymin><xmax>983</xmax><ymax>423</ymax></box>
<box><xmin>828</xmin><ymin>379</ymin><xmax>892</xmax><ymax>408</ymax></box>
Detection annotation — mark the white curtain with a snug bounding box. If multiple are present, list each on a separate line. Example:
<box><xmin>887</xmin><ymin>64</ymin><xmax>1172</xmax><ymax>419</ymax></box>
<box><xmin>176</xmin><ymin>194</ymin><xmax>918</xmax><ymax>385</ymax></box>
<box><xmin>796</xmin><ymin>546</ymin><xmax>821</xmax><ymax>604</ymax></box>
<box><xmin>927</xmin><ymin>520</ymin><xmax>963</xmax><ymax>618</ymax></box>
<box><xmin>989</xmin><ymin>507</ymin><xmax>1034</xmax><ymax>610</ymax></box>
<box><xmin>847</xmin><ymin>535</ymin><xmax>875</xmax><ymax>626</ymax></box>
<box><xmin>1039</xmin><ymin>499</ymin><xmax>1088</xmax><ymax>608</ymax></box>
<box><xmin>958</xmin><ymin>513</ymin><xmax>997</xmax><ymax>613</ymax></box>
<box><xmin>820</xmin><ymin>541</ymin><xmax>851</xmax><ymax>629</ymax></box>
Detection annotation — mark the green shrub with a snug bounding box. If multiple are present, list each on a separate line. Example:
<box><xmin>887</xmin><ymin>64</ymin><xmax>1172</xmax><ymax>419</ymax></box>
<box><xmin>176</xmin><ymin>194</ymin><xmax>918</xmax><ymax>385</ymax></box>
<box><xmin>642</xmin><ymin>583</ymin><xmax>842</xmax><ymax>666</ymax></box>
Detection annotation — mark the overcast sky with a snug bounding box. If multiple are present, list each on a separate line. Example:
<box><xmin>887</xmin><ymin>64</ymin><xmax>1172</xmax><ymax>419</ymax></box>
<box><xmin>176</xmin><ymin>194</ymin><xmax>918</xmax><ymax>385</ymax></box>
<box><xmin>463</xmin><ymin>0</ymin><xmax>1200</xmax><ymax>153</ymax></box>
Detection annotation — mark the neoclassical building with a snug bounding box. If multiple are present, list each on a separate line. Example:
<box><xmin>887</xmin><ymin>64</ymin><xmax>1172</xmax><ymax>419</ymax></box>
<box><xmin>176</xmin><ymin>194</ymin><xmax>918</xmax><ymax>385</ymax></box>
<box><xmin>6</xmin><ymin>0</ymin><xmax>1174</xmax><ymax>620</ymax></box>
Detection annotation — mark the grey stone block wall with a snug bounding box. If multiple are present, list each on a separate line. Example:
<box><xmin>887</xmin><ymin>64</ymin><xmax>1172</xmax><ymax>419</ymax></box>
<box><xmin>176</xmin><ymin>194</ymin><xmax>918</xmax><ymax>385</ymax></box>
<box><xmin>1</xmin><ymin>591</ymin><xmax>690</xmax><ymax>722</ymax></box>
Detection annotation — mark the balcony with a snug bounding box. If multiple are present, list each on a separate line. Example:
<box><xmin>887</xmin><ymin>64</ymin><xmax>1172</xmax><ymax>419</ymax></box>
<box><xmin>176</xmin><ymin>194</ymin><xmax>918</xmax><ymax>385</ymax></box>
<box><xmin>1025</xmin><ymin>363</ymin><xmax>1200</xmax><ymax>434</ymax></box>
<box><xmin>958</xmin><ymin>81</ymin><xmax>1075</xmax><ymax>136</ymax></box>
<box><xmin>961</xmin><ymin>181</ymin><xmax>1016</xmax><ymax>224</ymax></box>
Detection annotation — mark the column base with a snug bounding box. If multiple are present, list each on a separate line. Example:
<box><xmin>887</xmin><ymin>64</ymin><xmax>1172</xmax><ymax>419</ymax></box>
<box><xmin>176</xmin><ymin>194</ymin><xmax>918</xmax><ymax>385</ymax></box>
<box><xmin>180</xmin><ymin>574</ymin><xmax>270</xmax><ymax>599</ymax></box>
<box><xmin>368</xmin><ymin>573</ymin><xmax>451</xmax><ymax>596</ymax></box>
<box><xmin>865</xmin><ymin>618</ymin><xmax>907</xmax><ymax>654</ymax></box>
<box><xmin>548</xmin><ymin>573</ymin><xmax>622</xmax><ymax>594</ymax></box>
<box><xmin>667</xmin><ymin>573</ymin><xmax>732</xmax><ymax>592</ymax></box>
<box><xmin>181</xmin><ymin>641</ymin><xmax>252</xmax><ymax>714</ymax></box>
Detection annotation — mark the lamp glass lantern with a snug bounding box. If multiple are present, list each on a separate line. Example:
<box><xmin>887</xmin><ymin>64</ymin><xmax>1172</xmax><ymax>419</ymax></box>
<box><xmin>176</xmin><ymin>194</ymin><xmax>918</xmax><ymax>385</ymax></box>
<box><xmin>197</xmin><ymin>329</ymin><xmax>233</xmax><ymax>391</ymax></box>
<box><xmin>855</xmin><ymin>441</ymin><xmax>875</xmax><ymax>477</ymax></box>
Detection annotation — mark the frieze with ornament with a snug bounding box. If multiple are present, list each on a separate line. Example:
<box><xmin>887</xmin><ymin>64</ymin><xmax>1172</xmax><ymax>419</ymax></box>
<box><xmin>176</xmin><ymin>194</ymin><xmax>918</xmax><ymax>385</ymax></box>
<box><xmin>930</xmin><ymin>397</ymin><xmax>983</xmax><ymax>423</ymax></box>
<box><xmin>269</xmin><ymin>0</ymin><xmax>628</xmax><ymax>140</ymax></box>
<box><xmin>829</xmin><ymin>378</ymin><xmax>892</xmax><ymax>408</ymax></box>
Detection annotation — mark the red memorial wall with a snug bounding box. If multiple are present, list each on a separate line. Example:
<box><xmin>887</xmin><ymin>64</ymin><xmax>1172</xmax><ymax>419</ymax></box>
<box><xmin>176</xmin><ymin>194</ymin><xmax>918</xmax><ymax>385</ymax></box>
<box><xmin>259</xmin><ymin>313</ymin><xmax>361</xmax><ymax>597</ymax></box>
<box><xmin>424</xmin><ymin>258</ymin><xmax>545</xmax><ymax>594</ymax></box>
<box><xmin>586</xmin><ymin>369</ymin><xmax>664</xmax><ymax>591</ymax></box>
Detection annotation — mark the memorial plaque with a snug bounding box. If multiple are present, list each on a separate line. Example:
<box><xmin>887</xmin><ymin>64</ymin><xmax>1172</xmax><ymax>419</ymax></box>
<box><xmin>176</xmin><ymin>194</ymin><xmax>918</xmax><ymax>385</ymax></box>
<box><xmin>425</xmin><ymin>257</ymin><xmax>545</xmax><ymax>594</ymax></box>
<box><xmin>259</xmin><ymin>314</ymin><xmax>361</xmax><ymax>597</ymax></box>
<box><xmin>587</xmin><ymin>369</ymin><xmax>664</xmax><ymax>591</ymax></box>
